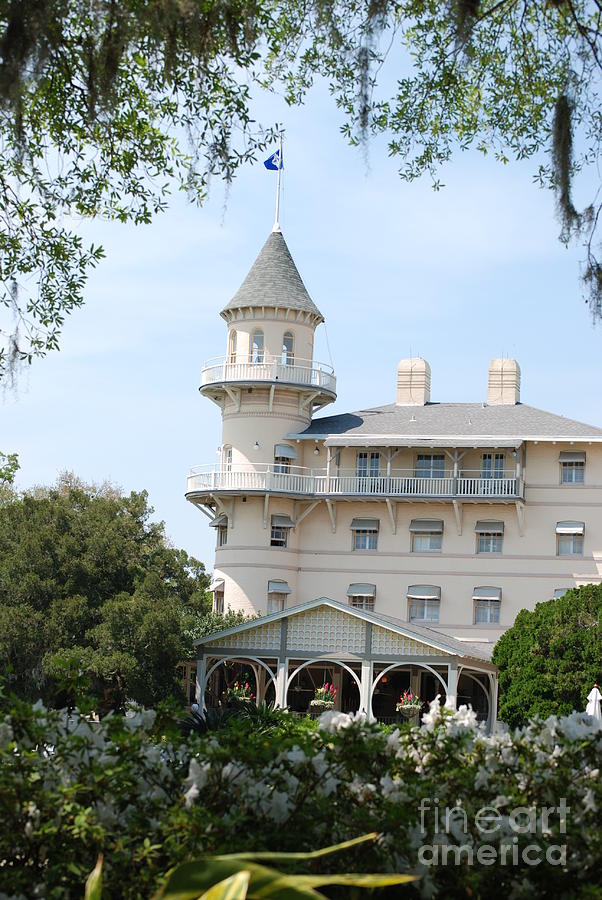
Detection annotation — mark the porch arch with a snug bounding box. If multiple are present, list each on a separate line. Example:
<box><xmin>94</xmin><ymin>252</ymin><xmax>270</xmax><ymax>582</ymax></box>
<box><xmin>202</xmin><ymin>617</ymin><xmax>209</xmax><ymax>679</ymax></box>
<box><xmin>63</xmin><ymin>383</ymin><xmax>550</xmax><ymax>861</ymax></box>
<box><xmin>286</xmin><ymin>657</ymin><xmax>362</xmax><ymax>706</ymax></box>
<box><xmin>204</xmin><ymin>656</ymin><xmax>277</xmax><ymax>706</ymax></box>
<box><xmin>370</xmin><ymin>661</ymin><xmax>448</xmax><ymax>712</ymax></box>
<box><xmin>457</xmin><ymin>667</ymin><xmax>491</xmax><ymax>722</ymax></box>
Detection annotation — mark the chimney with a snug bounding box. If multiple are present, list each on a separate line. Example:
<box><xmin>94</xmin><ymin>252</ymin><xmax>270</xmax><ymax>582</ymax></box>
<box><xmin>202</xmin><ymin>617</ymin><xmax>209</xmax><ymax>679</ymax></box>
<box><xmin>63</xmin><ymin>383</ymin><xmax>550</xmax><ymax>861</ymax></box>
<box><xmin>487</xmin><ymin>358</ymin><xmax>521</xmax><ymax>405</ymax></box>
<box><xmin>396</xmin><ymin>358</ymin><xmax>431</xmax><ymax>406</ymax></box>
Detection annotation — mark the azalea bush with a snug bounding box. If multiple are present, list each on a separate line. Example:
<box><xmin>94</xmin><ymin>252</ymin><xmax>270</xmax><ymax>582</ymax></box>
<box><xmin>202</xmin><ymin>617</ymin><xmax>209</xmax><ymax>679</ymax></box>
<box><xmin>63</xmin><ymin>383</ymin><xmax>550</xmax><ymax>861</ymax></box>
<box><xmin>1</xmin><ymin>691</ymin><xmax>601</xmax><ymax>899</ymax></box>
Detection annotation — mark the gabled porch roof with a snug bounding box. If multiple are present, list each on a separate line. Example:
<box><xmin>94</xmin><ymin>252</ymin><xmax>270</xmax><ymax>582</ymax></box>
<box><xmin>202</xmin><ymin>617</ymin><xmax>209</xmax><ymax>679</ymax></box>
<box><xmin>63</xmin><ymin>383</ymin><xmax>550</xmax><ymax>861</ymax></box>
<box><xmin>195</xmin><ymin>597</ymin><xmax>496</xmax><ymax>668</ymax></box>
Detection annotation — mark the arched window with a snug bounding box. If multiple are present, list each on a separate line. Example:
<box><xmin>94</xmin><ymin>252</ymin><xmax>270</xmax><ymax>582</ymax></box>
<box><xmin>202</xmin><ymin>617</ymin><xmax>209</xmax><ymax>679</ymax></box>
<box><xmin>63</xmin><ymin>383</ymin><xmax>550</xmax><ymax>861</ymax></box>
<box><xmin>282</xmin><ymin>331</ymin><xmax>294</xmax><ymax>365</ymax></box>
<box><xmin>222</xmin><ymin>445</ymin><xmax>232</xmax><ymax>472</ymax></box>
<box><xmin>228</xmin><ymin>330</ymin><xmax>237</xmax><ymax>363</ymax></box>
<box><xmin>251</xmin><ymin>329</ymin><xmax>264</xmax><ymax>364</ymax></box>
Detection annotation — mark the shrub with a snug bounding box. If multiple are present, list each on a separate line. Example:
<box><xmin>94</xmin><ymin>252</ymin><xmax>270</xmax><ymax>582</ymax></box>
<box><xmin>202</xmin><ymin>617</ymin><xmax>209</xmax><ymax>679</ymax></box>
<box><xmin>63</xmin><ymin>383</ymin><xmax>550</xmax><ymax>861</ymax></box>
<box><xmin>493</xmin><ymin>583</ymin><xmax>602</xmax><ymax>727</ymax></box>
<box><xmin>1</xmin><ymin>692</ymin><xmax>601</xmax><ymax>899</ymax></box>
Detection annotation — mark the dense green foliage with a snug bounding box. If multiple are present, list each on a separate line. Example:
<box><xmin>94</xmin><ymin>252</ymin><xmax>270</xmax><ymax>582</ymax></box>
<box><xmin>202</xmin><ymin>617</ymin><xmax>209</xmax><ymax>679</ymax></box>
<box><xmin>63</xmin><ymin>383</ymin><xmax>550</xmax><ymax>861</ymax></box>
<box><xmin>1</xmin><ymin>0</ymin><xmax>601</xmax><ymax>380</ymax></box>
<box><xmin>493</xmin><ymin>583</ymin><xmax>602</xmax><ymax>727</ymax></box>
<box><xmin>0</xmin><ymin>473</ymin><xmax>211</xmax><ymax>711</ymax></box>
<box><xmin>1</xmin><ymin>692</ymin><xmax>600</xmax><ymax>898</ymax></box>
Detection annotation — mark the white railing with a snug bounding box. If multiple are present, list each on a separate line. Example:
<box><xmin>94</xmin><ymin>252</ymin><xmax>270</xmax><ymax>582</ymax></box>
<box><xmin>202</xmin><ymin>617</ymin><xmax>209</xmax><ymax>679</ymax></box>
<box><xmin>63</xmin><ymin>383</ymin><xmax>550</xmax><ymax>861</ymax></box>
<box><xmin>187</xmin><ymin>465</ymin><xmax>524</xmax><ymax>499</ymax></box>
<box><xmin>200</xmin><ymin>355</ymin><xmax>336</xmax><ymax>393</ymax></box>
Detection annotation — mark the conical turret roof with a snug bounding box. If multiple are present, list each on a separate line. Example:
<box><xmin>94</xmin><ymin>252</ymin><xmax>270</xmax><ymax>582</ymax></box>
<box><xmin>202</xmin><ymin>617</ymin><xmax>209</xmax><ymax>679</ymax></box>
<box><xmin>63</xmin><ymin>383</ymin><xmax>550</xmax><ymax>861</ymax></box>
<box><xmin>220</xmin><ymin>230</ymin><xmax>324</xmax><ymax>322</ymax></box>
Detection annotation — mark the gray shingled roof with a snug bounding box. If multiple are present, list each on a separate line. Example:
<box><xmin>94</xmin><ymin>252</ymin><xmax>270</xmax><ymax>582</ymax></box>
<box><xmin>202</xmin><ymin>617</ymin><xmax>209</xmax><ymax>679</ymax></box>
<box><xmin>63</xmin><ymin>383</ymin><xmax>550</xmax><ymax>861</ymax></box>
<box><xmin>221</xmin><ymin>230</ymin><xmax>324</xmax><ymax>321</ymax></box>
<box><xmin>293</xmin><ymin>402</ymin><xmax>602</xmax><ymax>440</ymax></box>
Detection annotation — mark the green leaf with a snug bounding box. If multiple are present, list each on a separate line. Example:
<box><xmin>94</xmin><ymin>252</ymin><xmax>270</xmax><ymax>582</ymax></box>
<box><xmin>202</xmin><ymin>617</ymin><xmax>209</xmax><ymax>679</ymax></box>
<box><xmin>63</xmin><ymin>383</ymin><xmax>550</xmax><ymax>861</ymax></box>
<box><xmin>200</xmin><ymin>871</ymin><xmax>251</xmax><ymax>899</ymax></box>
<box><xmin>220</xmin><ymin>832</ymin><xmax>380</xmax><ymax>862</ymax></box>
<box><xmin>154</xmin><ymin>859</ymin><xmax>325</xmax><ymax>899</ymax></box>
<box><xmin>84</xmin><ymin>855</ymin><xmax>103</xmax><ymax>900</ymax></box>
<box><xmin>155</xmin><ymin>856</ymin><xmax>417</xmax><ymax>900</ymax></box>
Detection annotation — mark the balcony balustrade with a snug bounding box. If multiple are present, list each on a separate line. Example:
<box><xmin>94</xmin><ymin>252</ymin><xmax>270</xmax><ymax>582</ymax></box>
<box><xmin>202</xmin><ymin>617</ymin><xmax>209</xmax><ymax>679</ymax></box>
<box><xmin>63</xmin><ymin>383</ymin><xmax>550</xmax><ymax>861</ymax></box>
<box><xmin>187</xmin><ymin>465</ymin><xmax>524</xmax><ymax>501</ymax></box>
<box><xmin>200</xmin><ymin>355</ymin><xmax>336</xmax><ymax>394</ymax></box>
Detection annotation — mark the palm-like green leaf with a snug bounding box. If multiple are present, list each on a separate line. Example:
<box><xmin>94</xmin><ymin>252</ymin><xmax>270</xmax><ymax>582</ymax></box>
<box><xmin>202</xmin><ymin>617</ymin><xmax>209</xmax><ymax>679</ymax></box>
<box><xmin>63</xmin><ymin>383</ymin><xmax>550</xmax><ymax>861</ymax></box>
<box><xmin>220</xmin><ymin>833</ymin><xmax>380</xmax><ymax>862</ymax></box>
<box><xmin>200</xmin><ymin>871</ymin><xmax>251</xmax><ymax>899</ymax></box>
<box><xmin>84</xmin><ymin>855</ymin><xmax>103</xmax><ymax>900</ymax></box>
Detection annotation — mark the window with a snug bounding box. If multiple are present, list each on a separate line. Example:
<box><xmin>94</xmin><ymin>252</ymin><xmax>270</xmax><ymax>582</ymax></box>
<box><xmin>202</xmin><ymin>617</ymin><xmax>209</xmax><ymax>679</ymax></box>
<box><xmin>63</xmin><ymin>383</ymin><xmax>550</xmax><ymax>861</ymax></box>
<box><xmin>273</xmin><ymin>444</ymin><xmax>296</xmax><ymax>474</ymax></box>
<box><xmin>347</xmin><ymin>583</ymin><xmax>376</xmax><ymax>610</ymax></box>
<box><xmin>349</xmin><ymin>595</ymin><xmax>375</xmax><ymax>611</ymax></box>
<box><xmin>213</xmin><ymin>591</ymin><xmax>224</xmax><ymax>614</ymax></box>
<box><xmin>267</xmin><ymin>593</ymin><xmax>287</xmax><ymax>613</ymax></box>
<box><xmin>267</xmin><ymin>580</ymin><xmax>291</xmax><ymax>612</ymax></box>
<box><xmin>410</xmin><ymin>519</ymin><xmax>444</xmax><ymax>552</ymax></box>
<box><xmin>475</xmin><ymin>520</ymin><xmax>504</xmax><ymax>554</ymax></box>
<box><xmin>474</xmin><ymin>600</ymin><xmax>500</xmax><ymax>624</ymax></box>
<box><xmin>553</xmin><ymin>588</ymin><xmax>568</xmax><ymax>599</ymax></box>
<box><xmin>251</xmin><ymin>329</ymin><xmax>264</xmax><ymax>363</ymax></box>
<box><xmin>416</xmin><ymin>454</ymin><xmax>445</xmax><ymax>478</ymax></box>
<box><xmin>556</xmin><ymin>522</ymin><xmax>585</xmax><ymax>556</ymax></box>
<box><xmin>210</xmin><ymin>514</ymin><xmax>228</xmax><ymax>545</ymax></box>
<box><xmin>274</xmin><ymin>456</ymin><xmax>290</xmax><ymax>474</ymax></box>
<box><xmin>560</xmin><ymin>452</ymin><xmax>585</xmax><ymax>484</ymax></box>
<box><xmin>351</xmin><ymin>518</ymin><xmax>379</xmax><ymax>550</ymax></box>
<box><xmin>481</xmin><ymin>453</ymin><xmax>505</xmax><ymax>479</ymax></box>
<box><xmin>222</xmin><ymin>445</ymin><xmax>232</xmax><ymax>472</ymax></box>
<box><xmin>228</xmin><ymin>329</ymin><xmax>237</xmax><ymax>363</ymax></box>
<box><xmin>282</xmin><ymin>331</ymin><xmax>294</xmax><ymax>365</ymax></box>
<box><xmin>410</xmin><ymin>598</ymin><xmax>440</xmax><ymax>622</ymax></box>
<box><xmin>412</xmin><ymin>532</ymin><xmax>442</xmax><ymax>552</ymax></box>
<box><xmin>270</xmin><ymin>515</ymin><xmax>294</xmax><ymax>548</ymax></box>
<box><xmin>557</xmin><ymin>533</ymin><xmax>583</xmax><ymax>556</ymax></box>
<box><xmin>407</xmin><ymin>586</ymin><xmax>441</xmax><ymax>622</ymax></box>
<box><xmin>477</xmin><ymin>533</ymin><xmax>503</xmax><ymax>553</ymax></box>
<box><xmin>357</xmin><ymin>451</ymin><xmax>380</xmax><ymax>478</ymax></box>
<box><xmin>473</xmin><ymin>588</ymin><xmax>502</xmax><ymax>624</ymax></box>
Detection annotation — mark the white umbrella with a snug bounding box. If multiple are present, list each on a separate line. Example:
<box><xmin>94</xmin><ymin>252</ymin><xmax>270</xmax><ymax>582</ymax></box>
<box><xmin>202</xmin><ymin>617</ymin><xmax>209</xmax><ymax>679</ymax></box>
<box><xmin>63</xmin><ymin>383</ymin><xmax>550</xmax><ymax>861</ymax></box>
<box><xmin>585</xmin><ymin>684</ymin><xmax>602</xmax><ymax>720</ymax></box>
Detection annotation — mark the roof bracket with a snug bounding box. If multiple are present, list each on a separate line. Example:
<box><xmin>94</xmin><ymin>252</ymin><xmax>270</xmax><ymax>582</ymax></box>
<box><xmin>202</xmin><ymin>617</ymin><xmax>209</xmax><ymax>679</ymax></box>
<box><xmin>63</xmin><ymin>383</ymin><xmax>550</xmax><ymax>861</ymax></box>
<box><xmin>515</xmin><ymin>501</ymin><xmax>525</xmax><ymax>536</ymax></box>
<box><xmin>452</xmin><ymin>500</ymin><xmax>462</xmax><ymax>535</ymax></box>
<box><xmin>326</xmin><ymin>499</ymin><xmax>337</xmax><ymax>533</ymax></box>
<box><xmin>223</xmin><ymin>385</ymin><xmax>241</xmax><ymax>412</ymax></box>
<box><xmin>295</xmin><ymin>499</ymin><xmax>321</xmax><ymax>526</ymax></box>
<box><xmin>385</xmin><ymin>498</ymin><xmax>397</xmax><ymax>535</ymax></box>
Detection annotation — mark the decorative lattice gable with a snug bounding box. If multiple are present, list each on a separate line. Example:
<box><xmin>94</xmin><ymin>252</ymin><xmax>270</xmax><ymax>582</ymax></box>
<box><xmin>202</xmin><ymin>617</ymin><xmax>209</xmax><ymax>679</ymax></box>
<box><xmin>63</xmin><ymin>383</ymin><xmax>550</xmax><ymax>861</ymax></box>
<box><xmin>371</xmin><ymin>626</ymin><xmax>450</xmax><ymax>657</ymax></box>
<box><xmin>205</xmin><ymin>619</ymin><xmax>281</xmax><ymax>651</ymax></box>
<box><xmin>286</xmin><ymin>606</ymin><xmax>365</xmax><ymax>654</ymax></box>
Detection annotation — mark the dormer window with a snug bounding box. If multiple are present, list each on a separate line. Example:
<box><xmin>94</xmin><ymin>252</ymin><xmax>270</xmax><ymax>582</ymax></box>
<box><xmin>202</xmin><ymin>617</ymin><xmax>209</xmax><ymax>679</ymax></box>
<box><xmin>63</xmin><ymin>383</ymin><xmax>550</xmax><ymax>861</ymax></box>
<box><xmin>251</xmin><ymin>329</ymin><xmax>264</xmax><ymax>364</ymax></box>
<box><xmin>282</xmin><ymin>331</ymin><xmax>294</xmax><ymax>365</ymax></box>
<box><xmin>559</xmin><ymin>451</ymin><xmax>585</xmax><ymax>484</ymax></box>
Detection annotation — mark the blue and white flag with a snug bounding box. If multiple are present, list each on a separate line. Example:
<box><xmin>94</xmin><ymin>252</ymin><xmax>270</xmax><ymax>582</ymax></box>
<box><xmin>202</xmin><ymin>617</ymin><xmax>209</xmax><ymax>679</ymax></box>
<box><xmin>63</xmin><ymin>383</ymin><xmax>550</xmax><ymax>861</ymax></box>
<box><xmin>264</xmin><ymin>149</ymin><xmax>283</xmax><ymax>171</ymax></box>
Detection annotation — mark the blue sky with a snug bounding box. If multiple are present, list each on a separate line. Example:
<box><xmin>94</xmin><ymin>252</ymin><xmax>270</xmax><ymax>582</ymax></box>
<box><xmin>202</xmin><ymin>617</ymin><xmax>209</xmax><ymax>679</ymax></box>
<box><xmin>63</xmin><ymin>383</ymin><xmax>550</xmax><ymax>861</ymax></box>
<box><xmin>3</xmin><ymin>81</ymin><xmax>601</xmax><ymax>570</ymax></box>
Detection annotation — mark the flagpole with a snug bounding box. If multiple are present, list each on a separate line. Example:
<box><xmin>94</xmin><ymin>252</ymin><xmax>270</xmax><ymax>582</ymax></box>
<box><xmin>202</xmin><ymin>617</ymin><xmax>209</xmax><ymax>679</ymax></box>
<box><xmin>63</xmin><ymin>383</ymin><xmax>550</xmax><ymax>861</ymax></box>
<box><xmin>274</xmin><ymin>130</ymin><xmax>283</xmax><ymax>232</ymax></box>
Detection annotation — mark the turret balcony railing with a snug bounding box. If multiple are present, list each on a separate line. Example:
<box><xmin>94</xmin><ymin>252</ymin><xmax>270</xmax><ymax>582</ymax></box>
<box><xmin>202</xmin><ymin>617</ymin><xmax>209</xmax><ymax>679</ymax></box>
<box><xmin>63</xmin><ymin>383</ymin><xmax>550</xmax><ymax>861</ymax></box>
<box><xmin>187</xmin><ymin>465</ymin><xmax>524</xmax><ymax>501</ymax></box>
<box><xmin>200</xmin><ymin>355</ymin><xmax>336</xmax><ymax>394</ymax></box>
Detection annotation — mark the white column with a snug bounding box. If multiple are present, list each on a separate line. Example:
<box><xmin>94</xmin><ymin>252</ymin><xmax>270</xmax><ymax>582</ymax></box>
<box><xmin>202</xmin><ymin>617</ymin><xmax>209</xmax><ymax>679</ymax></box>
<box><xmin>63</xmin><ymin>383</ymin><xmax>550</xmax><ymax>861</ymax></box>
<box><xmin>275</xmin><ymin>659</ymin><xmax>288</xmax><ymax>708</ymax></box>
<box><xmin>195</xmin><ymin>654</ymin><xmax>207</xmax><ymax>711</ymax></box>
<box><xmin>360</xmin><ymin>659</ymin><xmax>373</xmax><ymax>715</ymax></box>
<box><xmin>489</xmin><ymin>673</ymin><xmax>499</xmax><ymax>733</ymax></box>
<box><xmin>446</xmin><ymin>661</ymin><xmax>458</xmax><ymax>710</ymax></box>
<box><xmin>332</xmin><ymin>670</ymin><xmax>342</xmax><ymax>711</ymax></box>
<box><xmin>255</xmin><ymin>667</ymin><xmax>266</xmax><ymax>706</ymax></box>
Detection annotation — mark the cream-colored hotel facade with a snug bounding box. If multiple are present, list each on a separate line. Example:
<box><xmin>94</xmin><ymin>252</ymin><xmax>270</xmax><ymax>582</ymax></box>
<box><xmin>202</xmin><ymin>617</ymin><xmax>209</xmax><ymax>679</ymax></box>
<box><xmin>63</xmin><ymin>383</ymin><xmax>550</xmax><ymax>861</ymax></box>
<box><xmin>185</xmin><ymin>225</ymin><xmax>602</xmax><ymax>723</ymax></box>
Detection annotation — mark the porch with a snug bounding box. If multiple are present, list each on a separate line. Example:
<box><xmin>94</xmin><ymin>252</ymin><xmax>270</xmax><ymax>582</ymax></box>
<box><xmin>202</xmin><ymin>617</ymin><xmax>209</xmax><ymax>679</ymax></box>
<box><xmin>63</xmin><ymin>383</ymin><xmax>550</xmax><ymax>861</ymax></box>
<box><xmin>194</xmin><ymin>598</ymin><xmax>498</xmax><ymax>731</ymax></box>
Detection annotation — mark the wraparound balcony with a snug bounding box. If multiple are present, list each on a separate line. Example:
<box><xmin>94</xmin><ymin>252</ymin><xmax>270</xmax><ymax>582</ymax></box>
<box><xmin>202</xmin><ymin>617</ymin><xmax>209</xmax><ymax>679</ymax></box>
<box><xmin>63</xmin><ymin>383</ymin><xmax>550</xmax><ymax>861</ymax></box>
<box><xmin>186</xmin><ymin>464</ymin><xmax>524</xmax><ymax>501</ymax></box>
<box><xmin>200</xmin><ymin>355</ymin><xmax>336</xmax><ymax>396</ymax></box>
